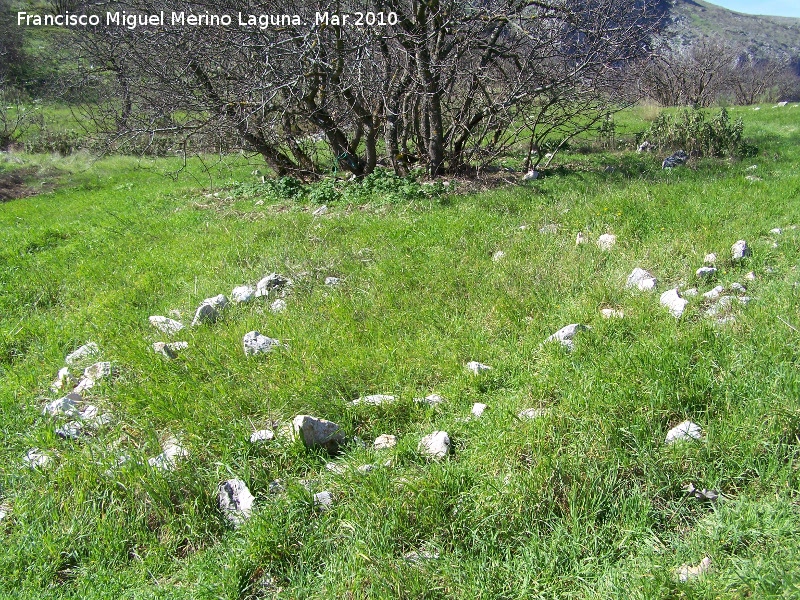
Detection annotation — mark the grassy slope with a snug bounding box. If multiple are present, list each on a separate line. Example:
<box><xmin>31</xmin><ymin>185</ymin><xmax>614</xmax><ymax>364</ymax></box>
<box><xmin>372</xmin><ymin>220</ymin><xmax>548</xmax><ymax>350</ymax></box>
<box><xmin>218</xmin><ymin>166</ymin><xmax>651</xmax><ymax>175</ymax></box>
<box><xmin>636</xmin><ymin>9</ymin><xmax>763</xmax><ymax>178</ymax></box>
<box><xmin>1</xmin><ymin>104</ymin><xmax>800</xmax><ymax>598</ymax></box>
<box><xmin>669</xmin><ymin>0</ymin><xmax>800</xmax><ymax>56</ymax></box>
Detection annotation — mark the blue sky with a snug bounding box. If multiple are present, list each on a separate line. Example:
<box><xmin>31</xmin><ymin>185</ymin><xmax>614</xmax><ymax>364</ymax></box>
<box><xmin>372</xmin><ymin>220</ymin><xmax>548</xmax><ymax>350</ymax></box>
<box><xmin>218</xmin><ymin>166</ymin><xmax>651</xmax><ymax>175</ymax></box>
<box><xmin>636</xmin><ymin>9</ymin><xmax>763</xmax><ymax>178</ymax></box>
<box><xmin>706</xmin><ymin>0</ymin><xmax>800</xmax><ymax>18</ymax></box>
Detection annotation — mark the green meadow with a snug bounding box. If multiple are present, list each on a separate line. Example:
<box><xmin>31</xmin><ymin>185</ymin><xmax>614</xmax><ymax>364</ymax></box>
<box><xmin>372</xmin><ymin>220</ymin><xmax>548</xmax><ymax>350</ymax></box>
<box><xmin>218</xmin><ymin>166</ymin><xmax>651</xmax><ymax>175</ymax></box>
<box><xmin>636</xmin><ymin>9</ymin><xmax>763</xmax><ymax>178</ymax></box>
<box><xmin>1</xmin><ymin>103</ymin><xmax>800</xmax><ymax>598</ymax></box>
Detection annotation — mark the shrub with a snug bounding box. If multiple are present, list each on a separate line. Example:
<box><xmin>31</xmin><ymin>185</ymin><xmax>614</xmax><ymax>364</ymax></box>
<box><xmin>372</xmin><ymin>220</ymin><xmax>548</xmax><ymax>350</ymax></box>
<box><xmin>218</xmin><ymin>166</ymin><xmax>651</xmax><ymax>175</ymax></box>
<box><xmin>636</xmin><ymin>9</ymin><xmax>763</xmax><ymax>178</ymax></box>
<box><xmin>643</xmin><ymin>107</ymin><xmax>756</xmax><ymax>158</ymax></box>
<box><xmin>23</xmin><ymin>128</ymin><xmax>85</xmax><ymax>155</ymax></box>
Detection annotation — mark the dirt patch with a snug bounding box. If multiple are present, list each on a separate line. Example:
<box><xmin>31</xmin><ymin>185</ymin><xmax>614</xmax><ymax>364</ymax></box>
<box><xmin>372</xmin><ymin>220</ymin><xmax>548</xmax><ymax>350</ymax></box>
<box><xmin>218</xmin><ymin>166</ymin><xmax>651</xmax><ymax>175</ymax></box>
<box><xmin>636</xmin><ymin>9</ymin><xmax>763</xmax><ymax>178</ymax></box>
<box><xmin>0</xmin><ymin>167</ymin><xmax>36</xmax><ymax>201</ymax></box>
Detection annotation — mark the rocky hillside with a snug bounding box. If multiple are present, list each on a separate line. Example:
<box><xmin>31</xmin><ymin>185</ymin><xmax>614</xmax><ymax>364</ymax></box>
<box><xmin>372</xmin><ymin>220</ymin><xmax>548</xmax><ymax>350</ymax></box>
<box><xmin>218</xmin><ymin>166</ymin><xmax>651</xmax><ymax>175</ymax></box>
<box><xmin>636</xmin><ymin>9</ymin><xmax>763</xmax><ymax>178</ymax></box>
<box><xmin>666</xmin><ymin>0</ymin><xmax>800</xmax><ymax>60</ymax></box>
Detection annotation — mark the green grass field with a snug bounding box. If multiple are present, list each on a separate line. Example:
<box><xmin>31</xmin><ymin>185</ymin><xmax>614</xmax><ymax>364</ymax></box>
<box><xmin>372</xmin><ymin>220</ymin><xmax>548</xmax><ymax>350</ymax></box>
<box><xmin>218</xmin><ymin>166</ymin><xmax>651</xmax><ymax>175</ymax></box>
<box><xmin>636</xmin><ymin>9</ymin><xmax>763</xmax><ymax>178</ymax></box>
<box><xmin>2</xmin><ymin>104</ymin><xmax>800</xmax><ymax>599</ymax></box>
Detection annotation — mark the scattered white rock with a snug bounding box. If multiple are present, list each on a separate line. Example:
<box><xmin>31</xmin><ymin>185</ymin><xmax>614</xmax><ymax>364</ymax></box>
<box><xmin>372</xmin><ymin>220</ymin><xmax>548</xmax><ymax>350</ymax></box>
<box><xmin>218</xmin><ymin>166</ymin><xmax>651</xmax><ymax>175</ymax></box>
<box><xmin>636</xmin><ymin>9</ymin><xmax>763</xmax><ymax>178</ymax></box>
<box><xmin>744</xmin><ymin>271</ymin><xmax>756</xmax><ymax>281</ymax></box>
<box><xmin>539</xmin><ymin>223</ymin><xmax>558</xmax><ymax>234</ymax></box>
<box><xmin>78</xmin><ymin>405</ymin><xmax>112</xmax><ymax>429</ymax></box>
<box><xmin>149</xmin><ymin>316</ymin><xmax>184</xmax><ymax>335</ymax></box>
<box><xmin>325</xmin><ymin>462</ymin><xmax>346</xmax><ymax>475</ymax></box>
<box><xmin>677</xmin><ymin>556</ymin><xmax>712</xmax><ymax>582</ymax></box>
<box><xmin>575</xmin><ymin>232</ymin><xmax>587</xmax><ymax>245</ymax></box>
<box><xmin>597</xmin><ymin>234</ymin><xmax>617</xmax><ymax>250</ymax></box>
<box><xmin>51</xmin><ymin>367</ymin><xmax>74</xmax><ymax>392</ymax></box>
<box><xmin>312</xmin><ymin>205</ymin><xmax>328</xmax><ymax>216</ymax></box>
<box><xmin>471</xmin><ymin>403</ymin><xmax>487</xmax><ymax>418</ymax></box>
<box><xmin>731</xmin><ymin>240</ymin><xmax>751</xmax><ymax>261</ymax></box>
<box><xmin>777</xmin><ymin>101</ymin><xmax>788</xmax><ymax>107</ymax></box>
<box><xmin>191</xmin><ymin>302</ymin><xmax>220</xmax><ymax>326</ymax></box>
<box><xmin>770</xmin><ymin>228</ymin><xmax>783</xmax><ymax>235</ymax></box>
<box><xmin>415</xmin><ymin>393</ymin><xmax>444</xmax><ymax>405</ymax></box>
<box><xmin>626</xmin><ymin>268</ymin><xmax>657</xmax><ymax>291</ymax></box>
<box><xmin>148</xmin><ymin>438</ymin><xmax>189</xmax><ymax>470</ymax></box>
<box><xmin>684</xmin><ymin>483</ymin><xmax>719</xmax><ymax>502</ymax></box>
<box><xmin>745</xmin><ymin>175</ymin><xmax>763</xmax><ymax>182</ymax></box>
<box><xmin>324</xmin><ymin>276</ymin><xmax>341</xmax><ymax>286</ymax></box>
<box><xmin>269</xmin><ymin>298</ymin><xmax>287</xmax><ymax>313</ymax></box>
<box><xmin>0</xmin><ymin>503</ymin><xmax>9</xmax><ymax>521</ymax></box>
<box><xmin>637</xmin><ymin>140</ymin><xmax>653</xmax><ymax>153</ymax></box>
<box><xmin>418</xmin><ymin>431</ymin><xmax>450</xmax><ymax>459</ymax></box>
<box><xmin>523</xmin><ymin>169</ymin><xmax>539</xmax><ymax>181</ymax></box>
<box><xmin>218</xmin><ymin>479</ymin><xmax>254</xmax><ymax>525</ymax></box>
<box><xmin>374</xmin><ymin>434</ymin><xmax>398</xmax><ymax>450</ymax></box>
<box><xmin>43</xmin><ymin>393</ymin><xmax>81</xmax><ymax>417</ymax></box>
<box><xmin>152</xmin><ymin>341</ymin><xmax>188</xmax><ymax>359</ymax></box>
<box><xmin>73</xmin><ymin>377</ymin><xmax>96</xmax><ymax>394</ymax></box>
<box><xmin>753</xmin><ymin>106</ymin><xmax>760</xmax><ymax>111</ymax></box>
<box><xmin>660</xmin><ymin>288</ymin><xmax>688</xmax><ymax>318</ymax></box>
<box><xmin>243</xmin><ymin>331</ymin><xmax>280</xmax><ymax>356</ymax></box>
<box><xmin>357</xmin><ymin>464</ymin><xmax>375</xmax><ymax>473</ymax></box>
<box><xmin>746</xmin><ymin>165</ymin><xmax>758</xmax><ymax>171</ymax></box>
<box><xmin>352</xmin><ymin>394</ymin><xmax>395</xmax><ymax>406</ymax></box>
<box><xmin>545</xmin><ymin>324</ymin><xmax>590</xmax><ymax>350</ymax></box>
<box><xmin>665</xmin><ymin>421</ymin><xmax>702</xmax><ymax>444</ymax></box>
<box><xmin>466</xmin><ymin>361</ymin><xmax>492</xmax><ymax>374</ymax></box>
<box><xmin>730</xmin><ymin>282</ymin><xmax>746</xmax><ymax>293</ymax></box>
<box><xmin>492</xmin><ymin>250</ymin><xmax>505</xmax><ymax>262</ymax></box>
<box><xmin>55</xmin><ymin>421</ymin><xmax>83</xmax><ymax>439</ymax></box>
<box><xmin>703</xmin><ymin>253</ymin><xmax>717</xmax><ymax>265</ymax></box>
<box><xmin>256</xmin><ymin>273</ymin><xmax>291</xmax><ymax>296</ymax></box>
<box><xmin>84</xmin><ymin>361</ymin><xmax>112</xmax><ymax>381</ymax></box>
<box><xmin>313</xmin><ymin>491</ymin><xmax>333</xmax><ymax>510</ymax></box>
<box><xmin>73</xmin><ymin>361</ymin><xmax>113</xmax><ymax>393</ymax></box>
<box><xmin>250</xmin><ymin>429</ymin><xmax>275</xmax><ymax>443</ymax></box>
<box><xmin>23</xmin><ymin>448</ymin><xmax>51</xmax><ymax>469</ymax></box>
<box><xmin>706</xmin><ymin>295</ymin><xmax>750</xmax><ymax>316</ymax></box>
<box><xmin>600</xmin><ymin>308</ymin><xmax>624</xmax><ymax>318</ymax></box>
<box><xmin>292</xmin><ymin>415</ymin><xmax>344</xmax><ymax>455</ymax></box>
<box><xmin>683</xmin><ymin>288</ymin><xmax>698</xmax><ymax>297</ymax></box>
<box><xmin>518</xmin><ymin>408</ymin><xmax>546</xmax><ymax>420</ymax></box>
<box><xmin>231</xmin><ymin>285</ymin><xmax>255</xmax><ymax>303</ymax></box>
<box><xmin>703</xmin><ymin>286</ymin><xmax>724</xmax><ymax>300</ymax></box>
<box><xmin>65</xmin><ymin>342</ymin><xmax>99</xmax><ymax>366</ymax></box>
<box><xmin>696</xmin><ymin>266</ymin><xmax>717</xmax><ymax>278</ymax></box>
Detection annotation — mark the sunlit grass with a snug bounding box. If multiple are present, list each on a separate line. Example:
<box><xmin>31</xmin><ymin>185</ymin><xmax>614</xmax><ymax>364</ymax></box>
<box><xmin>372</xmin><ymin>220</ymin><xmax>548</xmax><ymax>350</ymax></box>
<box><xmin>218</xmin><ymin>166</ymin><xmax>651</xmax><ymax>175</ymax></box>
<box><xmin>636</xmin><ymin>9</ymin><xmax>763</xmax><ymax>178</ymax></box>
<box><xmin>1</xmin><ymin>106</ymin><xmax>800</xmax><ymax>598</ymax></box>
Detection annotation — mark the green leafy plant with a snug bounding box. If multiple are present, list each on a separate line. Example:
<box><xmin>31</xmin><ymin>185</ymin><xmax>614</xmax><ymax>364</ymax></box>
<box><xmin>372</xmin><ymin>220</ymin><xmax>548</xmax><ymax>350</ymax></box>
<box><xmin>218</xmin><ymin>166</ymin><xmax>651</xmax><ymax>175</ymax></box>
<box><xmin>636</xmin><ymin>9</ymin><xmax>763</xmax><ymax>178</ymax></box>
<box><xmin>644</xmin><ymin>107</ymin><xmax>756</xmax><ymax>158</ymax></box>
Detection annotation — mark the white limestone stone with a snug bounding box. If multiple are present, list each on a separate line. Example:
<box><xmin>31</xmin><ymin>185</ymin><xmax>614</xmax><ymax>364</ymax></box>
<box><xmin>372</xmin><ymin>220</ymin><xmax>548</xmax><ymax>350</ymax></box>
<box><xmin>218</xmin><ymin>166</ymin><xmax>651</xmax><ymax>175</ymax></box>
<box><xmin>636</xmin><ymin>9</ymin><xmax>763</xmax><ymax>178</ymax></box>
<box><xmin>149</xmin><ymin>316</ymin><xmax>184</xmax><ymax>335</ymax></box>
<box><xmin>665</xmin><ymin>421</ymin><xmax>702</xmax><ymax>444</ymax></box>
<box><xmin>660</xmin><ymin>288</ymin><xmax>688</xmax><ymax>318</ymax></box>
<box><xmin>418</xmin><ymin>431</ymin><xmax>450</xmax><ymax>459</ymax></box>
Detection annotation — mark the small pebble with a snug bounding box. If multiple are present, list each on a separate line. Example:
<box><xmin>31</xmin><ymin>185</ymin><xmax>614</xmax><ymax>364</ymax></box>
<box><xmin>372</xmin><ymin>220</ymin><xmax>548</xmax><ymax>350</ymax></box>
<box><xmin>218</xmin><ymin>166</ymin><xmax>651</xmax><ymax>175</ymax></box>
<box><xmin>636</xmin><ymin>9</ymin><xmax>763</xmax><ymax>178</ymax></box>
<box><xmin>466</xmin><ymin>361</ymin><xmax>492</xmax><ymax>374</ymax></box>
<box><xmin>250</xmin><ymin>429</ymin><xmax>275</xmax><ymax>443</ymax></box>
<box><xmin>471</xmin><ymin>403</ymin><xmax>487</xmax><ymax>418</ymax></box>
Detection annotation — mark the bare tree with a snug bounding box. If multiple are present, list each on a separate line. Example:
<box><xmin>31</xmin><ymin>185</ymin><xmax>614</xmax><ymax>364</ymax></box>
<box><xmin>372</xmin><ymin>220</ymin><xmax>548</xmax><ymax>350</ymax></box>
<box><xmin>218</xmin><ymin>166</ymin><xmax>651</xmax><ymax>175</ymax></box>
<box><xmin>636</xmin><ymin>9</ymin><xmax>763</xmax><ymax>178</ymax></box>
<box><xmin>73</xmin><ymin>0</ymin><xmax>661</xmax><ymax>178</ymax></box>
<box><xmin>641</xmin><ymin>37</ymin><xmax>735</xmax><ymax>108</ymax></box>
<box><xmin>728</xmin><ymin>54</ymin><xmax>789</xmax><ymax>105</ymax></box>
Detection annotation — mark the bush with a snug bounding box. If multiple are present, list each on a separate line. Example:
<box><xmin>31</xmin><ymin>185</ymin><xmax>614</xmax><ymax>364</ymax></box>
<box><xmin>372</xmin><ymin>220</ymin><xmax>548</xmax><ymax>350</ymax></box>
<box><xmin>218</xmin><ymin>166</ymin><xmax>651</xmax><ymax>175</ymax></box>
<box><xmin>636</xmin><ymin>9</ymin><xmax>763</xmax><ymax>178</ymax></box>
<box><xmin>643</xmin><ymin>107</ymin><xmax>756</xmax><ymax>158</ymax></box>
<box><xmin>23</xmin><ymin>128</ymin><xmax>84</xmax><ymax>155</ymax></box>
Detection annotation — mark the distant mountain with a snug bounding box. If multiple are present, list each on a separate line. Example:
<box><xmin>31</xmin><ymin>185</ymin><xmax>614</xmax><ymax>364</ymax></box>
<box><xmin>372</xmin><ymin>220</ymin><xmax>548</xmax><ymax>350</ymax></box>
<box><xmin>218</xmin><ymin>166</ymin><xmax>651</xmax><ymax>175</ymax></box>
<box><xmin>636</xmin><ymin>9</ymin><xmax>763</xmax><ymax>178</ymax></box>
<box><xmin>664</xmin><ymin>0</ymin><xmax>800</xmax><ymax>59</ymax></box>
